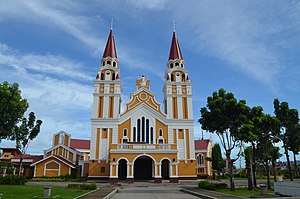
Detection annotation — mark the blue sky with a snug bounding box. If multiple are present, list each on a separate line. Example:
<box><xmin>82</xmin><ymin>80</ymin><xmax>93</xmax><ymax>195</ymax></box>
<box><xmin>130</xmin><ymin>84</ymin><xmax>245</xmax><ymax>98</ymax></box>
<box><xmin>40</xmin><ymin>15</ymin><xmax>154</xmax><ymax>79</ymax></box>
<box><xmin>0</xmin><ymin>0</ymin><xmax>300</xmax><ymax>163</ymax></box>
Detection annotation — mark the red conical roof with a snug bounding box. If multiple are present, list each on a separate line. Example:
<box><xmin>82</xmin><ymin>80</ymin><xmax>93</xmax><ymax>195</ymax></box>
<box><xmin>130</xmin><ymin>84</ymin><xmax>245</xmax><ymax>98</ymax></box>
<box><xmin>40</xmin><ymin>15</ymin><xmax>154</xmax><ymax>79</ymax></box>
<box><xmin>169</xmin><ymin>31</ymin><xmax>183</xmax><ymax>60</ymax></box>
<box><xmin>103</xmin><ymin>29</ymin><xmax>117</xmax><ymax>58</ymax></box>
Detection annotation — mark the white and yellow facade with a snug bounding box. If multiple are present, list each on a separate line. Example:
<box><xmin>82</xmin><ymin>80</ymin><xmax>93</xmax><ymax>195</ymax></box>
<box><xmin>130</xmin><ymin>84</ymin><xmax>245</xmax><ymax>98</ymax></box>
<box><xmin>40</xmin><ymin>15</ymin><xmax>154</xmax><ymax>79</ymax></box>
<box><xmin>89</xmin><ymin>29</ymin><xmax>197</xmax><ymax>183</ymax></box>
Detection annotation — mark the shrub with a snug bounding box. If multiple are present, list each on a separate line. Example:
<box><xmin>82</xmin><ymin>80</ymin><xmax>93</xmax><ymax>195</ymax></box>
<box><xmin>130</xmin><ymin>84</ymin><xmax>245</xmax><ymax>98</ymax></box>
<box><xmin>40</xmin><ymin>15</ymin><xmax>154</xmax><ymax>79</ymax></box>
<box><xmin>215</xmin><ymin>183</ymin><xmax>227</xmax><ymax>189</ymax></box>
<box><xmin>198</xmin><ymin>180</ymin><xmax>210</xmax><ymax>189</ymax></box>
<box><xmin>198</xmin><ymin>180</ymin><xmax>216</xmax><ymax>190</ymax></box>
<box><xmin>0</xmin><ymin>175</ymin><xmax>27</xmax><ymax>185</ymax></box>
<box><xmin>68</xmin><ymin>183</ymin><xmax>97</xmax><ymax>190</ymax></box>
<box><xmin>283</xmin><ymin>174</ymin><xmax>290</xmax><ymax>179</ymax></box>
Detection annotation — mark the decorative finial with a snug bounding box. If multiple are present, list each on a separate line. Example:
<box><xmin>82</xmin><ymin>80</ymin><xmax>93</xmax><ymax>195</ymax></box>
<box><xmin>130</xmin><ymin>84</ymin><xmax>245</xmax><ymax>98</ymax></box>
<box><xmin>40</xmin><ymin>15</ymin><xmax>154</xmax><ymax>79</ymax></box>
<box><xmin>173</xmin><ymin>20</ymin><xmax>176</xmax><ymax>32</ymax></box>
<box><xmin>110</xmin><ymin>18</ymin><xmax>114</xmax><ymax>30</ymax></box>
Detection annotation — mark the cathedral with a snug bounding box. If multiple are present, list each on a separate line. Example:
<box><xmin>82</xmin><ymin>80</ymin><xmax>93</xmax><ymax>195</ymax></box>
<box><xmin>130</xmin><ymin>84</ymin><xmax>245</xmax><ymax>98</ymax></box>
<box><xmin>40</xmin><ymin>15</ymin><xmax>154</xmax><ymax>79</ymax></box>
<box><xmin>30</xmin><ymin>28</ymin><xmax>213</xmax><ymax>182</ymax></box>
<box><xmin>89</xmin><ymin>29</ymin><xmax>196</xmax><ymax>183</ymax></box>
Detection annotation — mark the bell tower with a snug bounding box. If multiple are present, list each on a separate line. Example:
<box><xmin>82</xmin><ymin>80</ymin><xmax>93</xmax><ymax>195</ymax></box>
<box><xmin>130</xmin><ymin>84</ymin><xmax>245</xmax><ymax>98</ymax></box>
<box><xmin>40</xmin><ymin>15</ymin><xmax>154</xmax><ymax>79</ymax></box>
<box><xmin>90</xmin><ymin>29</ymin><xmax>122</xmax><ymax>169</ymax></box>
<box><xmin>92</xmin><ymin>29</ymin><xmax>122</xmax><ymax>119</ymax></box>
<box><xmin>163</xmin><ymin>31</ymin><xmax>193</xmax><ymax>120</ymax></box>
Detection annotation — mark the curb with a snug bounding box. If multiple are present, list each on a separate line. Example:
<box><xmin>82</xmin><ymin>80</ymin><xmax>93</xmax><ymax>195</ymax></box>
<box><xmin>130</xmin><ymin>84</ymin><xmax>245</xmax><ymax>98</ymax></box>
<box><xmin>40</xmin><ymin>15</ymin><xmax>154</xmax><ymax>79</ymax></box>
<box><xmin>103</xmin><ymin>188</ymin><xmax>118</xmax><ymax>199</ymax></box>
<box><xmin>74</xmin><ymin>188</ymin><xmax>100</xmax><ymax>199</ymax></box>
<box><xmin>181</xmin><ymin>188</ymin><xmax>218</xmax><ymax>199</ymax></box>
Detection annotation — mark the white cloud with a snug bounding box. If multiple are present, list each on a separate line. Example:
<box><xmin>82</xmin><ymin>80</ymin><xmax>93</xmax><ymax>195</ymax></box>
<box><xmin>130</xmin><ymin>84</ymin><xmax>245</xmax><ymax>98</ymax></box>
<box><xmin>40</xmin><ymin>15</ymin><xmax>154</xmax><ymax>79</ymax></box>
<box><xmin>0</xmin><ymin>43</ymin><xmax>92</xmax><ymax>154</ymax></box>
<box><xmin>171</xmin><ymin>1</ymin><xmax>300</xmax><ymax>87</ymax></box>
<box><xmin>126</xmin><ymin>0</ymin><xmax>168</xmax><ymax>10</ymax></box>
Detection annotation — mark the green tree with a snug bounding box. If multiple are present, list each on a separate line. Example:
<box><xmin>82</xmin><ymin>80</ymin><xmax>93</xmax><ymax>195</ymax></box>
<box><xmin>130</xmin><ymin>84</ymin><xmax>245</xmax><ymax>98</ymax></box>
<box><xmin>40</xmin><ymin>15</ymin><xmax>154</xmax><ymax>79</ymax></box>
<box><xmin>256</xmin><ymin>114</ymin><xmax>280</xmax><ymax>189</ymax></box>
<box><xmin>11</xmin><ymin>112</ymin><xmax>42</xmax><ymax>176</ymax></box>
<box><xmin>274</xmin><ymin>99</ymin><xmax>299</xmax><ymax>181</ymax></box>
<box><xmin>239</xmin><ymin>106</ymin><xmax>264</xmax><ymax>188</ymax></box>
<box><xmin>270</xmin><ymin>146</ymin><xmax>281</xmax><ymax>182</ymax></box>
<box><xmin>199</xmin><ymin>88</ymin><xmax>250</xmax><ymax>191</ymax></box>
<box><xmin>244</xmin><ymin>146</ymin><xmax>253</xmax><ymax>190</ymax></box>
<box><xmin>288</xmin><ymin>124</ymin><xmax>300</xmax><ymax>176</ymax></box>
<box><xmin>0</xmin><ymin>81</ymin><xmax>28</xmax><ymax>140</ymax></box>
<box><xmin>211</xmin><ymin>143</ymin><xmax>225</xmax><ymax>174</ymax></box>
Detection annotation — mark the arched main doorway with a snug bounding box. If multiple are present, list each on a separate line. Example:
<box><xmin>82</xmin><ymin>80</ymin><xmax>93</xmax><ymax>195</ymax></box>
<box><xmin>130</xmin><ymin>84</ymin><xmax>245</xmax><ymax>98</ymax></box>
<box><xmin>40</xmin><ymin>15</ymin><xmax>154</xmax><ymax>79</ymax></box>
<box><xmin>134</xmin><ymin>156</ymin><xmax>153</xmax><ymax>180</ymax></box>
<box><xmin>118</xmin><ymin>159</ymin><xmax>127</xmax><ymax>180</ymax></box>
<box><xmin>161</xmin><ymin>159</ymin><xmax>170</xmax><ymax>180</ymax></box>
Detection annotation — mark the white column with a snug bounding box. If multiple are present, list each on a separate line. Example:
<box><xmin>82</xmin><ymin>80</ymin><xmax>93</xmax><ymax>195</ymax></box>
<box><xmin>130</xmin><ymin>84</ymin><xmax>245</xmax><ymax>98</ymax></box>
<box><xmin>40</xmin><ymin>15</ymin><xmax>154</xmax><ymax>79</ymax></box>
<box><xmin>110</xmin><ymin>164</ymin><xmax>113</xmax><ymax>177</ymax></box>
<box><xmin>106</xmin><ymin>128</ymin><xmax>110</xmax><ymax>161</ymax></box>
<box><xmin>183</xmin><ymin>129</ymin><xmax>186</xmax><ymax>161</ymax></box>
<box><xmin>166</xmin><ymin>97</ymin><xmax>172</xmax><ymax>119</ymax></box>
<box><xmin>176</xmin><ymin>164</ymin><xmax>178</xmax><ymax>176</ymax></box>
<box><xmin>177</xmin><ymin>85</ymin><xmax>183</xmax><ymax>119</ymax></box>
<box><xmin>103</xmin><ymin>96</ymin><xmax>109</xmax><ymax>118</ymax></box>
<box><xmin>114</xmin><ymin>96</ymin><xmax>120</xmax><ymax>118</ymax></box>
<box><xmin>92</xmin><ymin>94</ymin><xmax>99</xmax><ymax>118</ymax></box>
<box><xmin>187</xmin><ymin>96</ymin><xmax>193</xmax><ymax>119</ymax></box>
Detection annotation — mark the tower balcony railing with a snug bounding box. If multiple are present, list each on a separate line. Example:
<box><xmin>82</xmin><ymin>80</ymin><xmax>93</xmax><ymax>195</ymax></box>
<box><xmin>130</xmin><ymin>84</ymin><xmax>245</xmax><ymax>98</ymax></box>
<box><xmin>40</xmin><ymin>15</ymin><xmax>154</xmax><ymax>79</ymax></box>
<box><xmin>110</xmin><ymin>143</ymin><xmax>177</xmax><ymax>151</ymax></box>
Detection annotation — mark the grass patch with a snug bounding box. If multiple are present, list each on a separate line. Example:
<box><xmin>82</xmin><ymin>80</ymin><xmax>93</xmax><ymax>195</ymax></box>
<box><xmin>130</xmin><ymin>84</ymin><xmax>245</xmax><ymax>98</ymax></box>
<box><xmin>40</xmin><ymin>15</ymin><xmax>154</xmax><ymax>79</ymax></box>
<box><xmin>217</xmin><ymin>188</ymin><xmax>275</xmax><ymax>197</ymax></box>
<box><xmin>0</xmin><ymin>185</ymin><xmax>90</xmax><ymax>199</ymax></box>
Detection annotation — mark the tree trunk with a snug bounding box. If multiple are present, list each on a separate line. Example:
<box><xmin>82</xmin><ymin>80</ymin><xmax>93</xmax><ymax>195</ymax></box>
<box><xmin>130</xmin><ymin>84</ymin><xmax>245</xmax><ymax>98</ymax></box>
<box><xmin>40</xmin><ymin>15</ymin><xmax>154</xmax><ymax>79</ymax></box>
<box><xmin>294</xmin><ymin>152</ymin><xmax>299</xmax><ymax>176</ymax></box>
<box><xmin>272</xmin><ymin>159</ymin><xmax>277</xmax><ymax>182</ymax></box>
<box><xmin>265</xmin><ymin>159</ymin><xmax>271</xmax><ymax>189</ymax></box>
<box><xmin>251</xmin><ymin>143</ymin><xmax>257</xmax><ymax>189</ymax></box>
<box><xmin>226</xmin><ymin>152</ymin><xmax>235</xmax><ymax>191</ymax></box>
<box><xmin>18</xmin><ymin>154</ymin><xmax>23</xmax><ymax>176</ymax></box>
<box><xmin>283</xmin><ymin>143</ymin><xmax>293</xmax><ymax>181</ymax></box>
<box><xmin>246</xmin><ymin>156</ymin><xmax>253</xmax><ymax>190</ymax></box>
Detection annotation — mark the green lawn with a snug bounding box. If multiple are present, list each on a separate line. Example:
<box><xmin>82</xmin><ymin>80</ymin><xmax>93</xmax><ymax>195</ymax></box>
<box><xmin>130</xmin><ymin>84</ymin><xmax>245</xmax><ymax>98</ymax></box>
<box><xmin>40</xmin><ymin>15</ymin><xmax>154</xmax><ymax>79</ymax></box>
<box><xmin>0</xmin><ymin>185</ymin><xmax>90</xmax><ymax>199</ymax></box>
<box><xmin>217</xmin><ymin>188</ymin><xmax>275</xmax><ymax>197</ymax></box>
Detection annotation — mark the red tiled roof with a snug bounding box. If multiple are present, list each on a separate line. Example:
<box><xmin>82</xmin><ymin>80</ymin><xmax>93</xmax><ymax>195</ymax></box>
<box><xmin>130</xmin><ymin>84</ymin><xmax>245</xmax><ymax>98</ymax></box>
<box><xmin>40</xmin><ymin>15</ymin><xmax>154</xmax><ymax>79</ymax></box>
<box><xmin>169</xmin><ymin>31</ymin><xmax>183</xmax><ymax>60</ymax></box>
<box><xmin>103</xmin><ymin>29</ymin><xmax>117</xmax><ymax>58</ymax></box>
<box><xmin>12</xmin><ymin>154</ymin><xmax>43</xmax><ymax>163</ymax></box>
<box><xmin>1</xmin><ymin>148</ymin><xmax>21</xmax><ymax>156</ymax></box>
<box><xmin>195</xmin><ymin>139</ymin><xmax>209</xmax><ymax>150</ymax></box>
<box><xmin>70</xmin><ymin>139</ymin><xmax>90</xmax><ymax>150</ymax></box>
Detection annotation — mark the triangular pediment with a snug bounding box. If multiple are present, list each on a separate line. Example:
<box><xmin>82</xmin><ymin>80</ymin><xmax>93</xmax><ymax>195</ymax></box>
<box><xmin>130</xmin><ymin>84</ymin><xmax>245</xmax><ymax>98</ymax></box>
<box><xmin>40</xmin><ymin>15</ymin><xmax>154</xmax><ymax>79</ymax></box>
<box><xmin>121</xmin><ymin>88</ymin><xmax>165</xmax><ymax>116</ymax></box>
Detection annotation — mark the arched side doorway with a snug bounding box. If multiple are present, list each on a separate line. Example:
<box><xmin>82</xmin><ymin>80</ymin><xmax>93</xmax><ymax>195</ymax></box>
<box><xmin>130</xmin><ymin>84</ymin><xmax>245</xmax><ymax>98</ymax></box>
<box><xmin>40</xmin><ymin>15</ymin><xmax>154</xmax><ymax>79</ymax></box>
<box><xmin>134</xmin><ymin>156</ymin><xmax>153</xmax><ymax>180</ymax></box>
<box><xmin>161</xmin><ymin>159</ymin><xmax>170</xmax><ymax>180</ymax></box>
<box><xmin>118</xmin><ymin>159</ymin><xmax>127</xmax><ymax>180</ymax></box>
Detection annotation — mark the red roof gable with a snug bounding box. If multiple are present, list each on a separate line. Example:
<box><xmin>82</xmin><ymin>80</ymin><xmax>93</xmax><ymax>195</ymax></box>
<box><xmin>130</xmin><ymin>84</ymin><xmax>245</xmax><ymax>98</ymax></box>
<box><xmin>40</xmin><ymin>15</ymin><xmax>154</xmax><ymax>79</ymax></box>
<box><xmin>1</xmin><ymin>148</ymin><xmax>22</xmax><ymax>157</ymax></box>
<box><xmin>70</xmin><ymin>139</ymin><xmax>90</xmax><ymax>150</ymax></box>
<box><xmin>169</xmin><ymin>31</ymin><xmax>183</xmax><ymax>60</ymax></box>
<box><xmin>12</xmin><ymin>154</ymin><xmax>43</xmax><ymax>163</ymax></box>
<box><xmin>103</xmin><ymin>29</ymin><xmax>117</xmax><ymax>58</ymax></box>
<box><xmin>195</xmin><ymin>139</ymin><xmax>209</xmax><ymax>150</ymax></box>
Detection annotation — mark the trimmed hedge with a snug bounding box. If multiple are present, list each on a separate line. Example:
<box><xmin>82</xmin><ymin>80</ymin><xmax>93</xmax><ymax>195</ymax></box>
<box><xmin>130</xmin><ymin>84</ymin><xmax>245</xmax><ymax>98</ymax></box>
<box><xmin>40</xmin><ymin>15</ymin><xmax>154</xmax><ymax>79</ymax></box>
<box><xmin>67</xmin><ymin>183</ymin><xmax>97</xmax><ymax>190</ymax></box>
<box><xmin>198</xmin><ymin>180</ymin><xmax>227</xmax><ymax>190</ymax></box>
<box><xmin>0</xmin><ymin>176</ymin><xmax>27</xmax><ymax>185</ymax></box>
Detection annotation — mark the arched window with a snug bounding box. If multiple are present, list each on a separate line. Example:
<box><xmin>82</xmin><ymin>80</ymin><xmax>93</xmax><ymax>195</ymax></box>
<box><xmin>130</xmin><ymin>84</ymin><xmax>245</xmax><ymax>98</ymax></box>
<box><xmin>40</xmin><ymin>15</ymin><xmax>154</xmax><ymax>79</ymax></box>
<box><xmin>113</xmin><ymin>62</ymin><xmax>116</xmax><ymax>67</ymax></box>
<box><xmin>197</xmin><ymin>154</ymin><xmax>204</xmax><ymax>165</ymax></box>
<box><xmin>159</xmin><ymin>129</ymin><xmax>163</xmax><ymax>137</ymax></box>
<box><xmin>176</xmin><ymin>72</ymin><xmax>181</xmax><ymax>82</ymax></box>
<box><xmin>150</xmin><ymin>127</ymin><xmax>154</xmax><ymax>144</ymax></box>
<box><xmin>146</xmin><ymin>119</ymin><xmax>149</xmax><ymax>143</ymax></box>
<box><xmin>133</xmin><ymin>127</ymin><xmax>136</xmax><ymax>142</ymax></box>
<box><xmin>123</xmin><ymin>129</ymin><xmax>127</xmax><ymax>137</ymax></box>
<box><xmin>105</xmin><ymin>70</ymin><xmax>111</xmax><ymax>80</ymax></box>
<box><xmin>175</xmin><ymin>62</ymin><xmax>179</xmax><ymax>66</ymax></box>
<box><xmin>170</xmin><ymin>63</ymin><xmax>173</xmax><ymax>68</ymax></box>
<box><xmin>137</xmin><ymin>119</ymin><xmax>141</xmax><ymax>142</ymax></box>
<box><xmin>171</xmin><ymin>74</ymin><xmax>174</xmax><ymax>81</ymax></box>
<box><xmin>107</xmin><ymin>60</ymin><xmax>111</xmax><ymax>65</ymax></box>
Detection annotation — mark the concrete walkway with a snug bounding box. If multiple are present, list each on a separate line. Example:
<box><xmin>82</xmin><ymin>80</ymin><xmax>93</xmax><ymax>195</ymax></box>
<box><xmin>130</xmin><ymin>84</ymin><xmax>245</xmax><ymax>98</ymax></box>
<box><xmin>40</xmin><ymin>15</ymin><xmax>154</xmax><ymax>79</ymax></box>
<box><xmin>111</xmin><ymin>186</ymin><xmax>199</xmax><ymax>199</ymax></box>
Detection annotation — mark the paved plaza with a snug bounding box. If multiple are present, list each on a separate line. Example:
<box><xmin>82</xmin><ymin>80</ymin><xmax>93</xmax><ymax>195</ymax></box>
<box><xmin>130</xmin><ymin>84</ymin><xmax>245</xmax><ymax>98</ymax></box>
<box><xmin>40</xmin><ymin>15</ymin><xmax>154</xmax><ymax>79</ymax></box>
<box><xmin>111</xmin><ymin>185</ymin><xmax>199</xmax><ymax>199</ymax></box>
